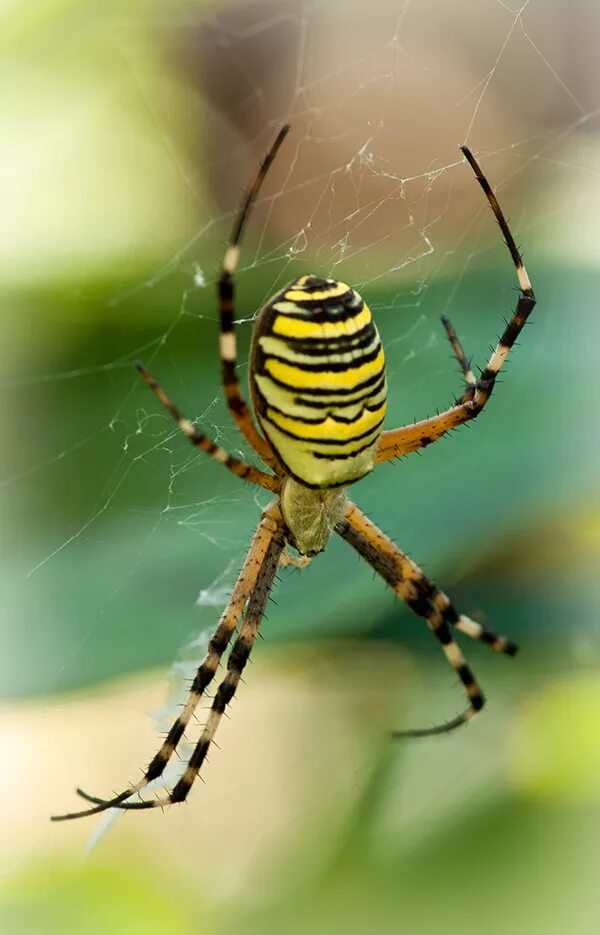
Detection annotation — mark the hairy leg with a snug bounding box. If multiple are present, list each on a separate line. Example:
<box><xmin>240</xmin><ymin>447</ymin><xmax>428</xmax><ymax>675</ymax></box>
<box><xmin>377</xmin><ymin>145</ymin><xmax>535</xmax><ymax>462</ymax></box>
<box><xmin>52</xmin><ymin>502</ymin><xmax>284</xmax><ymax>820</ymax></box>
<box><xmin>336</xmin><ymin>502</ymin><xmax>517</xmax><ymax>735</ymax></box>
<box><xmin>136</xmin><ymin>362</ymin><xmax>279</xmax><ymax>491</ymax></box>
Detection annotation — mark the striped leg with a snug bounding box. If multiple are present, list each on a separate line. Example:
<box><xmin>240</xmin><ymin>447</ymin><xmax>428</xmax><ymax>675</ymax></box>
<box><xmin>78</xmin><ymin>514</ymin><xmax>285</xmax><ymax>812</ymax></box>
<box><xmin>218</xmin><ymin>124</ymin><xmax>290</xmax><ymax>468</ymax></box>
<box><xmin>135</xmin><ymin>362</ymin><xmax>279</xmax><ymax>492</ymax></box>
<box><xmin>342</xmin><ymin>501</ymin><xmax>516</xmax><ymax>656</ymax></box>
<box><xmin>377</xmin><ymin>145</ymin><xmax>536</xmax><ymax>463</ymax></box>
<box><xmin>51</xmin><ymin>503</ymin><xmax>284</xmax><ymax>821</ymax></box>
<box><xmin>441</xmin><ymin>314</ymin><xmax>476</xmax><ymax>392</ymax></box>
<box><xmin>336</xmin><ymin>503</ymin><xmax>517</xmax><ymax>735</ymax></box>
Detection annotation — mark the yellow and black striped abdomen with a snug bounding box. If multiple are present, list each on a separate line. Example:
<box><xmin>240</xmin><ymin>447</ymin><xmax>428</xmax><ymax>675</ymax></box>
<box><xmin>250</xmin><ymin>276</ymin><xmax>386</xmax><ymax>488</ymax></box>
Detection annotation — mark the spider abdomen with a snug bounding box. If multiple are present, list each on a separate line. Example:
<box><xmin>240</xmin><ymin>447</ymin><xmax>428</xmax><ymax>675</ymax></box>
<box><xmin>250</xmin><ymin>276</ymin><xmax>387</xmax><ymax>488</ymax></box>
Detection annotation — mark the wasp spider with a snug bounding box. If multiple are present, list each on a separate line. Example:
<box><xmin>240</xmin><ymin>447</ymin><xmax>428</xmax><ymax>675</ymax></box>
<box><xmin>53</xmin><ymin>126</ymin><xmax>535</xmax><ymax>821</ymax></box>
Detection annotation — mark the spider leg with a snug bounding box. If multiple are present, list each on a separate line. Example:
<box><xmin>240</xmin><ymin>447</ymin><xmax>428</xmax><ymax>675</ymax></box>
<box><xmin>79</xmin><ymin>516</ymin><xmax>286</xmax><ymax>813</ymax></box>
<box><xmin>51</xmin><ymin>503</ymin><xmax>284</xmax><ymax>822</ymax></box>
<box><xmin>339</xmin><ymin>501</ymin><xmax>516</xmax><ymax>655</ymax></box>
<box><xmin>336</xmin><ymin>502</ymin><xmax>517</xmax><ymax>736</ymax></box>
<box><xmin>441</xmin><ymin>314</ymin><xmax>476</xmax><ymax>392</ymax></box>
<box><xmin>74</xmin><ymin>790</ymin><xmax>112</xmax><ymax>806</ymax></box>
<box><xmin>377</xmin><ymin>145</ymin><xmax>535</xmax><ymax>463</ymax></box>
<box><xmin>453</xmin><ymin>614</ymin><xmax>517</xmax><ymax>654</ymax></box>
<box><xmin>218</xmin><ymin>124</ymin><xmax>290</xmax><ymax>468</ymax></box>
<box><xmin>135</xmin><ymin>362</ymin><xmax>279</xmax><ymax>492</ymax></box>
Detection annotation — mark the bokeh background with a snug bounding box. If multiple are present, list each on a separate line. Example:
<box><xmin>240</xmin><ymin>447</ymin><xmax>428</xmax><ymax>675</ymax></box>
<box><xmin>2</xmin><ymin>1</ymin><xmax>600</xmax><ymax>932</ymax></box>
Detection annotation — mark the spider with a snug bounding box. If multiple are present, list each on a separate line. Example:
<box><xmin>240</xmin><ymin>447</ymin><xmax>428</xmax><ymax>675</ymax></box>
<box><xmin>52</xmin><ymin>125</ymin><xmax>535</xmax><ymax>821</ymax></box>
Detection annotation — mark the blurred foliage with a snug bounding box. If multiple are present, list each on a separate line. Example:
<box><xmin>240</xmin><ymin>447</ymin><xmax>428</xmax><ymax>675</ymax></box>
<box><xmin>4</xmin><ymin>680</ymin><xmax>600</xmax><ymax>935</ymax></box>
<box><xmin>0</xmin><ymin>862</ymin><xmax>201</xmax><ymax>935</ymax></box>
<box><xmin>2</xmin><ymin>262</ymin><xmax>599</xmax><ymax>697</ymax></box>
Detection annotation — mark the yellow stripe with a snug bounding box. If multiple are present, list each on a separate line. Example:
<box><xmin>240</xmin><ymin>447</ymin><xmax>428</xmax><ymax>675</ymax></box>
<box><xmin>265</xmin><ymin>347</ymin><xmax>384</xmax><ymax>389</ymax></box>
<box><xmin>284</xmin><ymin>282</ymin><xmax>350</xmax><ymax>302</ymax></box>
<box><xmin>267</xmin><ymin>402</ymin><xmax>386</xmax><ymax>441</ymax></box>
<box><xmin>271</xmin><ymin>304</ymin><xmax>371</xmax><ymax>340</ymax></box>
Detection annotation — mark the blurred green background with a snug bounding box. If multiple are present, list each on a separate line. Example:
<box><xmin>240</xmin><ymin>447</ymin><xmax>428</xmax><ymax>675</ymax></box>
<box><xmin>2</xmin><ymin>1</ymin><xmax>600</xmax><ymax>933</ymax></box>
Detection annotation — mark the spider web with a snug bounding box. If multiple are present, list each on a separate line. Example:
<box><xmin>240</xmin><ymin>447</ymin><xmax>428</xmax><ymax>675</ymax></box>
<box><xmin>2</xmin><ymin>0</ymin><xmax>600</xmax><ymax>835</ymax></box>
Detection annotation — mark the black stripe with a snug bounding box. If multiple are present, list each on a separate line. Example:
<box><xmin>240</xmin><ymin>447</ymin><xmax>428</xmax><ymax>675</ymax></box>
<box><xmin>273</xmin><ymin>322</ymin><xmax>376</xmax><ymax>354</ymax></box>
<box><xmin>207</xmin><ymin>621</ymin><xmax>231</xmax><ymax>656</ymax></box>
<box><xmin>146</xmin><ymin>741</ymin><xmax>179</xmax><ymax>781</ymax></box>
<box><xmin>186</xmin><ymin>736</ymin><xmax>212</xmax><ymax>771</ymax></box>
<box><xmin>262</xmin><ymin>366</ymin><xmax>385</xmax><ymax>397</ymax></box>
<box><xmin>457</xmin><ymin>664</ymin><xmax>473</xmax><ymax>686</ymax></box>
<box><xmin>312</xmin><ymin>435</ymin><xmax>380</xmax><ymax>460</ymax></box>
<box><xmin>283</xmin><ymin>287</ymin><xmax>355</xmax><ymax>307</ymax></box>
<box><xmin>226</xmin><ymin>394</ymin><xmax>246</xmax><ymax>414</ymax></box>
<box><xmin>219</xmin><ymin>274</ymin><xmax>234</xmax><ymax>332</ymax></box>
<box><xmin>477</xmin><ymin>369</ymin><xmax>497</xmax><ymax>388</ymax></box>
<box><xmin>212</xmin><ymin>675</ymin><xmax>237</xmax><ymax>714</ymax></box>
<box><xmin>288</xmin><ymin>276</ymin><xmax>338</xmax><ymax>293</ymax></box>
<box><xmin>262</xmin><ymin>396</ymin><xmax>384</xmax><ymax>426</ymax></box>
<box><xmin>228</xmin><ymin>633</ymin><xmax>254</xmax><ymax>674</ymax></box>
<box><xmin>273</xmin><ymin>297</ymin><xmax>362</xmax><ymax>324</ymax></box>
<box><xmin>480</xmin><ymin>630</ymin><xmax>498</xmax><ymax>646</ymax></box>
<box><xmin>292</xmin><ymin>374</ymin><xmax>387</xmax><ymax>407</ymax></box>
<box><xmin>261</xmin><ymin>341</ymin><xmax>382</xmax><ymax>374</ymax></box>
<box><xmin>285</xmin><ymin>293</ymin><xmax>354</xmax><ymax>309</ymax></box>
<box><xmin>435</xmin><ymin>623</ymin><xmax>453</xmax><ymax>645</ymax></box>
<box><xmin>442</xmin><ymin>604</ymin><xmax>459</xmax><ymax>625</ymax></box>
<box><xmin>164</xmin><ymin>718</ymin><xmax>186</xmax><ymax>749</ymax></box>
<box><xmin>222</xmin><ymin>360</ymin><xmax>238</xmax><ymax>385</ymax></box>
<box><xmin>406</xmin><ymin>595</ymin><xmax>433</xmax><ymax>617</ymax></box>
<box><xmin>499</xmin><ymin>321</ymin><xmax>520</xmax><ymax>348</ymax></box>
<box><xmin>262</xmin><ymin>413</ymin><xmax>385</xmax><ymax>446</ymax></box>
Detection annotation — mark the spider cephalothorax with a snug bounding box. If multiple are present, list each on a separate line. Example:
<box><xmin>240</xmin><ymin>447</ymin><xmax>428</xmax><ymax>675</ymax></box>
<box><xmin>53</xmin><ymin>125</ymin><xmax>534</xmax><ymax>822</ymax></box>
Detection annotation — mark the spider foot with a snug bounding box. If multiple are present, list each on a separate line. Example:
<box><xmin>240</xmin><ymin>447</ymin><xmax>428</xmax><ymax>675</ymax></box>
<box><xmin>76</xmin><ymin>787</ymin><xmax>117</xmax><ymax>807</ymax></box>
<box><xmin>50</xmin><ymin>783</ymin><xmax>144</xmax><ymax>821</ymax></box>
<box><xmin>76</xmin><ymin>784</ymin><xmax>173</xmax><ymax>812</ymax></box>
<box><xmin>391</xmin><ymin>708</ymin><xmax>478</xmax><ymax>739</ymax></box>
